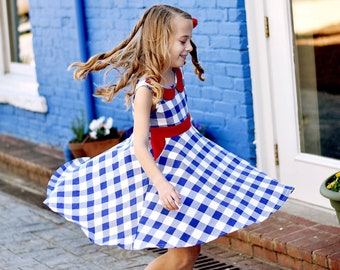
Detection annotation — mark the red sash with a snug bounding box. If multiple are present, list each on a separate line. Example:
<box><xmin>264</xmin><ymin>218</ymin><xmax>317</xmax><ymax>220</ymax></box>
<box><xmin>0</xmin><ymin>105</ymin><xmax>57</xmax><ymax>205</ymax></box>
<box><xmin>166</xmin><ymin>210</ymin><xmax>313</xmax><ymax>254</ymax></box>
<box><xmin>150</xmin><ymin>114</ymin><xmax>191</xmax><ymax>160</ymax></box>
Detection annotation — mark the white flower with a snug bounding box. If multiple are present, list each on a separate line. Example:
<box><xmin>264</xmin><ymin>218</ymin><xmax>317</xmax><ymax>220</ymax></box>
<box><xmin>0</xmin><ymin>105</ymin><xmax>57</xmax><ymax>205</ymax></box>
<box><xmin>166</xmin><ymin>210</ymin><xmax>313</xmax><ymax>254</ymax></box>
<box><xmin>89</xmin><ymin>130</ymin><xmax>97</xmax><ymax>139</ymax></box>
<box><xmin>88</xmin><ymin>116</ymin><xmax>115</xmax><ymax>140</ymax></box>
<box><xmin>89</xmin><ymin>116</ymin><xmax>105</xmax><ymax>131</ymax></box>
<box><xmin>104</xmin><ymin>117</ymin><xmax>113</xmax><ymax>129</ymax></box>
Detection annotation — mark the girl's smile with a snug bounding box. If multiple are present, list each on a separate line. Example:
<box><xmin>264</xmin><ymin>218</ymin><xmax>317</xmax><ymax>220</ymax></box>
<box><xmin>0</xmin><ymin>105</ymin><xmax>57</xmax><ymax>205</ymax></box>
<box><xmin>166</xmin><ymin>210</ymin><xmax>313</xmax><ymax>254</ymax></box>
<box><xmin>180</xmin><ymin>54</ymin><xmax>188</xmax><ymax>60</ymax></box>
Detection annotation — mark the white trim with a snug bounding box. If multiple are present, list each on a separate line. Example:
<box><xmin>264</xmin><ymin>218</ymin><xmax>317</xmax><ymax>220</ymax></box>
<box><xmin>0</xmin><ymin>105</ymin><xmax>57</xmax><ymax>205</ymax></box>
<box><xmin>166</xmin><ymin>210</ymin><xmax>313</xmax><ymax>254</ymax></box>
<box><xmin>0</xmin><ymin>0</ymin><xmax>10</xmax><ymax>75</ymax></box>
<box><xmin>0</xmin><ymin>72</ymin><xmax>47</xmax><ymax>113</ymax></box>
<box><xmin>294</xmin><ymin>153</ymin><xmax>340</xmax><ymax>170</ymax></box>
<box><xmin>244</xmin><ymin>0</ymin><xmax>278</xmax><ymax>179</ymax></box>
<box><xmin>0</xmin><ymin>0</ymin><xmax>47</xmax><ymax>113</ymax></box>
<box><xmin>10</xmin><ymin>62</ymin><xmax>36</xmax><ymax>76</ymax></box>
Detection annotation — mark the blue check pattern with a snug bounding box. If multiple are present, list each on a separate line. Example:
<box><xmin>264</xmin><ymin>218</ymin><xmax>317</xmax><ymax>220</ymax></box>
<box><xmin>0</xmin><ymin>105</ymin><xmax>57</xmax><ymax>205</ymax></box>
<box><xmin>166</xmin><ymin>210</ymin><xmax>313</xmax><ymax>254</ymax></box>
<box><xmin>45</xmin><ymin>69</ymin><xmax>294</xmax><ymax>250</ymax></box>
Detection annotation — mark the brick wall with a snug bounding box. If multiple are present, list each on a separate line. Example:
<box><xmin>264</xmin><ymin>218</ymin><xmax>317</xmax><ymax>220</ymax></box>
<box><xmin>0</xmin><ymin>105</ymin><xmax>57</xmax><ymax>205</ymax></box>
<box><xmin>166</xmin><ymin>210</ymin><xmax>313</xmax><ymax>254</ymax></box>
<box><xmin>0</xmin><ymin>0</ymin><xmax>82</xmax><ymax>148</ymax></box>
<box><xmin>0</xmin><ymin>0</ymin><xmax>255</xmax><ymax>164</ymax></box>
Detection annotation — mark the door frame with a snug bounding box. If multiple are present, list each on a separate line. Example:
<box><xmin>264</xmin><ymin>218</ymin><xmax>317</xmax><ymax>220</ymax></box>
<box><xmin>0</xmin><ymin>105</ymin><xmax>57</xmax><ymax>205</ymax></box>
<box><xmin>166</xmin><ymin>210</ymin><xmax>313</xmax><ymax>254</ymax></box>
<box><xmin>244</xmin><ymin>0</ymin><xmax>278</xmax><ymax>178</ymax></box>
<box><xmin>245</xmin><ymin>0</ymin><xmax>340</xmax><ymax>208</ymax></box>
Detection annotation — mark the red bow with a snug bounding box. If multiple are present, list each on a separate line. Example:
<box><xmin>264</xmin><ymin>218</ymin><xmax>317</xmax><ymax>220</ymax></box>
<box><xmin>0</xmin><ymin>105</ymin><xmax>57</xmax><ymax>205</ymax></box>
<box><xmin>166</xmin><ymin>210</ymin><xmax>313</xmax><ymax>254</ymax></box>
<box><xmin>192</xmin><ymin>18</ymin><xmax>198</xmax><ymax>28</ymax></box>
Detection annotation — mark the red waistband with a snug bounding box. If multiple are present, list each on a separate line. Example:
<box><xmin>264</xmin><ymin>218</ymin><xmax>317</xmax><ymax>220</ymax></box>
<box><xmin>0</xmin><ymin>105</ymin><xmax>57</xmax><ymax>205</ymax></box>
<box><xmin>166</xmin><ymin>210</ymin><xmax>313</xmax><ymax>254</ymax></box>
<box><xmin>150</xmin><ymin>114</ymin><xmax>191</xmax><ymax>160</ymax></box>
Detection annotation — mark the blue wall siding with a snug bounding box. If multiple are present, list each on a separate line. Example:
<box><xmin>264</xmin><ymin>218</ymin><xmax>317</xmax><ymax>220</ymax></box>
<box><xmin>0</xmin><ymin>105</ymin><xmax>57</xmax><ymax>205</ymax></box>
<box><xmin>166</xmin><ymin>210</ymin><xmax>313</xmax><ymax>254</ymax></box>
<box><xmin>0</xmin><ymin>0</ymin><xmax>255</xmax><ymax>164</ymax></box>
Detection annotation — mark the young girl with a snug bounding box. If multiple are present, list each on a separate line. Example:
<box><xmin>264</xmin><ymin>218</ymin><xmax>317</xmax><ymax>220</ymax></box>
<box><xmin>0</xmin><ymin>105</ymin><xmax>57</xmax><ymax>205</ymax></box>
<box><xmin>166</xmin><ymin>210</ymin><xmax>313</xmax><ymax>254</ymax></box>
<box><xmin>45</xmin><ymin>5</ymin><xmax>293</xmax><ymax>270</ymax></box>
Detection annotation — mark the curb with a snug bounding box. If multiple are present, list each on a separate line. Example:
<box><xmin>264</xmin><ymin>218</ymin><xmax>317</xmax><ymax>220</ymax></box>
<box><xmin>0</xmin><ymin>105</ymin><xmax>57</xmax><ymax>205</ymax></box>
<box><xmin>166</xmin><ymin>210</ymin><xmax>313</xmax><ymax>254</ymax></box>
<box><xmin>0</xmin><ymin>152</ymin><xmax>53</xmax><ymax>186</ymax></box>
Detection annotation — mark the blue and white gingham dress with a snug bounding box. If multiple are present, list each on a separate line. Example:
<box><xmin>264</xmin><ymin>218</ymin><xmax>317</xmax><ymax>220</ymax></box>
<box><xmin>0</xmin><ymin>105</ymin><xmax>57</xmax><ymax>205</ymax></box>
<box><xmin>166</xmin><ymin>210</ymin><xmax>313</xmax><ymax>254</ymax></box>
<box><xmin>44</xmin><ymin>68</ymin><xmax>294</xmax><ymax>250</ymax></box>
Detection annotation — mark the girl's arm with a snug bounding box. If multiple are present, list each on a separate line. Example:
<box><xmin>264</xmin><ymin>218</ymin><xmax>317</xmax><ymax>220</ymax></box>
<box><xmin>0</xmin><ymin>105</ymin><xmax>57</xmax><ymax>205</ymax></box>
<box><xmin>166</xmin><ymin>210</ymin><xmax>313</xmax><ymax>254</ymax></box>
<box><xmin>133</xmin><ymin>86</ymin><xmax>181</xmax><ymax>211</ymax></box>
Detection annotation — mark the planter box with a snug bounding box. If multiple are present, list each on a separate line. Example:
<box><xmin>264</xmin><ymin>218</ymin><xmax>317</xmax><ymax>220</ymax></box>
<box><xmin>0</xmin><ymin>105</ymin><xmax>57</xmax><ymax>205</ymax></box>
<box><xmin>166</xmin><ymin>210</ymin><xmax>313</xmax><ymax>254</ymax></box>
<box><xmin>82</xmin><ymin>137</ymin><xmax>121</xmax><ymax>157</ymax></box>
<box><xmin>68</xmin><ymin>142</ymin><xmax>86</xmax><ymax>158</ymax></box>
<box><xmin>68</xmin><ymin>130</ymin><xmax>125</xmax><ymax>159</ymax></box>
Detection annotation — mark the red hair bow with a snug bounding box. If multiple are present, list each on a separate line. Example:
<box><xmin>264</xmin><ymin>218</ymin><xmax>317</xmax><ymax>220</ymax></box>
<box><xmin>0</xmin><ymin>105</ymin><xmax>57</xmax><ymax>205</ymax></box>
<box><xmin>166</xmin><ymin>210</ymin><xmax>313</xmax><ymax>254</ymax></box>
<box><xmin>192</xmin><ymin>18</ymin><xmax>198</xmax><ymax>28</ymax></box>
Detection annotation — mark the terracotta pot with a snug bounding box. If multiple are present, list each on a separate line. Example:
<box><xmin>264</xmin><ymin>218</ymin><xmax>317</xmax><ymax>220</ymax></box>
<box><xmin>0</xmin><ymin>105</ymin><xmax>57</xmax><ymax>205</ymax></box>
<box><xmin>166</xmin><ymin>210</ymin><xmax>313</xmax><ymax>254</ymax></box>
<box><xmin>68</xmin><ymin>142</ymin><xmax>86</xmax><ymax>158</ymax></box>
<box><xmin>82</xmin><ymin>137</ymin><xmax>121</xmax><ymax>158</ymax></box>
<box><xmin>68</xmin><ymin>131</ymin><xmax>125</xmax><ymax>159</ymax></box>
<box><xmin>320</xmin><ymin>172</ymin><xmax>340</xmax><ymax>224</ymax></box>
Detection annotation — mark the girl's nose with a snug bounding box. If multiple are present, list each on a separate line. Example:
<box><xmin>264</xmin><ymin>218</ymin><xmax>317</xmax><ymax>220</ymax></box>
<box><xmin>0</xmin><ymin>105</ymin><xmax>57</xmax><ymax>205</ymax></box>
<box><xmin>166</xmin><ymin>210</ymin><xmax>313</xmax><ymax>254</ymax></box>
<box><xmin>186</xmin><ymin>41</ymin><xmax>193</xmax><ymax>52</ymax></box>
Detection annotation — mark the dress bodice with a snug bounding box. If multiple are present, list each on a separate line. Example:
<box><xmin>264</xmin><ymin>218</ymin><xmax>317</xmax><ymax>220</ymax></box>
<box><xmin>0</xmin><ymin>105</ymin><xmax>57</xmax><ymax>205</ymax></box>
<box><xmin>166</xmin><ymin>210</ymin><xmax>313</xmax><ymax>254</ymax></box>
<box><xmin>134</xmin><ymin>68</ymin><xmax>189</xmax><ymax>128</ymax></box>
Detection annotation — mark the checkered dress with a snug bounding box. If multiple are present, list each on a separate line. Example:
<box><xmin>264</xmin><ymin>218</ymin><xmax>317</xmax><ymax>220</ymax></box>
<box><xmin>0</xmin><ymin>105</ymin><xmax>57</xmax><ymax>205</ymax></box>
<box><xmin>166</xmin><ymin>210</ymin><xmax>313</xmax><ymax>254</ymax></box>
<box><xmin>44</xmin><ymin>68</ymin><xmax>294</xmax><ymax>250</ymax></box>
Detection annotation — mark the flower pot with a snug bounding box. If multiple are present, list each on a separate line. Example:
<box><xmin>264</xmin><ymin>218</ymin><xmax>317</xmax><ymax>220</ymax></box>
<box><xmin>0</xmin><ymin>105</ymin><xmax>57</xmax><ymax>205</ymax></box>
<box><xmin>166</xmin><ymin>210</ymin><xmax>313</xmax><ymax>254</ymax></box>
<box><xmin>68</xmin><ymin>142</ymin><xmax>86</xmax><ymax>158</ymax></box>
<box><xmin>320</xmin><ymin>172</ymin><xmax>340</xmax><ymax>224</ymax></box>
<box><xmin>82</xmin><ymin>137</ymin><xmax>121</xmax><ymax>158</ymax></box>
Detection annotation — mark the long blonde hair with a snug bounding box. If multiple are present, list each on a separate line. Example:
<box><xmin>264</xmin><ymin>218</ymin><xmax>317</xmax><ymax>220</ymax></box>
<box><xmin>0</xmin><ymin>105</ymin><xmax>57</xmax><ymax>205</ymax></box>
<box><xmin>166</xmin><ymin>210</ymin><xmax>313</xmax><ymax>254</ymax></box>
<box><xmin>69</xmin><ymin>5</ymin><xmax>205</xmax><ymax>107</ymax></box>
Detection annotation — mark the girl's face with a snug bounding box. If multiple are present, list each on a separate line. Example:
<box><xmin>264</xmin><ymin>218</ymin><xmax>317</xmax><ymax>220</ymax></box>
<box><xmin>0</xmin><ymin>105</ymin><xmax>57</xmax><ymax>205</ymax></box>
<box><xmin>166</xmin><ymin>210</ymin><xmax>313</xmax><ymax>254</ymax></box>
<box><xmin>168</xmin><ymin>16</ymin><xmax>193</xmax><ymax>68</ymax></box>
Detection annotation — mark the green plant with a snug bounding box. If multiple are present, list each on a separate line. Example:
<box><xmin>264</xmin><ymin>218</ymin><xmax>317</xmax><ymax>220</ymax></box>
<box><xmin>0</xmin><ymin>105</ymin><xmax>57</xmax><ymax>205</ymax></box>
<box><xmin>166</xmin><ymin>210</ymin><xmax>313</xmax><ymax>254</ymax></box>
<box><xmin>326</xmin><ymin>172</ymin><xmax>340</xmax><ymax>192</ymax></box>
<box><xmin>70</xmin><ymin>112</ymin><xmax>86</xmax><ymax>143</ymax></box>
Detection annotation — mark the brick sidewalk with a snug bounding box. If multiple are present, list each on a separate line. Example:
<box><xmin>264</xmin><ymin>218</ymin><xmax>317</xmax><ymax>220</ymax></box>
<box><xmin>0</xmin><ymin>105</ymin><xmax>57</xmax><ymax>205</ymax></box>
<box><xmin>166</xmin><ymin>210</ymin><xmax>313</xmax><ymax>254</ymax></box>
<box><xmin>0</xmin><ymin>172</ymin><xmax>286</xmax><ymax>270</ymax></box>
<box><xmin>0</xmin><ymin>134</ymin><xmax>339</xmax><ymax>270</ymax></box>
<box><xmin>0</xmin><ymin>188</ymin><xmax>156</xmax><ymax>270</ymax></box>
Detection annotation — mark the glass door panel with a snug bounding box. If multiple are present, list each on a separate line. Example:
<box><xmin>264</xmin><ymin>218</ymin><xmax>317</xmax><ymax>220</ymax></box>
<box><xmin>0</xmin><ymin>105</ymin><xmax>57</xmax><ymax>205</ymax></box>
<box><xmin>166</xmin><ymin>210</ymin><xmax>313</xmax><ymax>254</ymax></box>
<box><xmin>292</xmin><ymin>0</ymin><xmax>340</xmax><ymax>160</ymax></box>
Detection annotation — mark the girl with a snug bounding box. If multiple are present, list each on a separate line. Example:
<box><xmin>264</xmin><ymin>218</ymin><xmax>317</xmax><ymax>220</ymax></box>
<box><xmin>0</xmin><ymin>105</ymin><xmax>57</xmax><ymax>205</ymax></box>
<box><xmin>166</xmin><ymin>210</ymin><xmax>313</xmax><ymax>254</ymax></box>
<box><xmin>44</xmin><ymin>5</ymin><xmax>294</xmax><ymax>270</ymax></box>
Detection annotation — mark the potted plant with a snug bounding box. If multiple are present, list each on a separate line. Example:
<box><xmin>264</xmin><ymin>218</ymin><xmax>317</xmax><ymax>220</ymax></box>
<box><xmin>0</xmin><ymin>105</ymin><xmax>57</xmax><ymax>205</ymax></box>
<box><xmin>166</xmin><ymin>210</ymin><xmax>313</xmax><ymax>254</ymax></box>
<box><xmin>68</xmin><ymin>114</ymin><xmax>125</xmax><ymax>158</ymax></box>
<box><xmin>81</xmin><ymin>116</ymin><xmax>124</xmax><ymax>157</ymax></box>
<box><xmin>320</xmin><ymin>171</ymin><xmax>340</xmax><ymax>224</ymax></box>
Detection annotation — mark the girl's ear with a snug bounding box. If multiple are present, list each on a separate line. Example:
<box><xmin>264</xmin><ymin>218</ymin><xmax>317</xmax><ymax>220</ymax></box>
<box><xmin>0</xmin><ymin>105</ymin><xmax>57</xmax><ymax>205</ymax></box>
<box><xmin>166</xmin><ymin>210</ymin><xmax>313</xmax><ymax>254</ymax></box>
<box><xmin>192</xmin><ymin>18</ymin><xmax>198</xmax><ymax>28</ymax></box>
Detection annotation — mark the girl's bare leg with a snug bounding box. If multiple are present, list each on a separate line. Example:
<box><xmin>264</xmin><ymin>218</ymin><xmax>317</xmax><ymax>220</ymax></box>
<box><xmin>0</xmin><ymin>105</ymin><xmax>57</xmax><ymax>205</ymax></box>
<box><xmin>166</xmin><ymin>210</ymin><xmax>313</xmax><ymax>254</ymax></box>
<box><xmin>145</xmin><ymin>245</ymin><xmax>201</xmax><ymax>270</ymax></box>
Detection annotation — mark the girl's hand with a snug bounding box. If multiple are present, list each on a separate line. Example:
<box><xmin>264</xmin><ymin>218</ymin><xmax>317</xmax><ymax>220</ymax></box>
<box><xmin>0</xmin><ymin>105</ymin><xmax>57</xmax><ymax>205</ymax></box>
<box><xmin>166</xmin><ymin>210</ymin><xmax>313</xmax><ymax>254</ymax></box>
<box><xmin>155</xmin><ymin>179</ymin><xmax>181</xmax><ymax>211</ymax></box>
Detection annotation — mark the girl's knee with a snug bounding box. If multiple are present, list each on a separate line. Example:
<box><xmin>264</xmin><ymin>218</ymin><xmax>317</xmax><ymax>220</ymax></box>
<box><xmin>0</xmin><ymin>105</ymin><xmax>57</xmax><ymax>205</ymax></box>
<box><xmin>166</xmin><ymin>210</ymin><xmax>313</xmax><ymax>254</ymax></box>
<box><xmin>191</xmin><ymin>245</ymin><xmax>201</xmax><ymax>260</ymax></box>
<box><xmin>173</xmin><ymin>245</ymin><xmax>201</xmax><ymax>269</ymax></box>
<box><xmin>194</xmin><ymin>245</ymin><xmax>201</xmax><ymax>254</ymax></box>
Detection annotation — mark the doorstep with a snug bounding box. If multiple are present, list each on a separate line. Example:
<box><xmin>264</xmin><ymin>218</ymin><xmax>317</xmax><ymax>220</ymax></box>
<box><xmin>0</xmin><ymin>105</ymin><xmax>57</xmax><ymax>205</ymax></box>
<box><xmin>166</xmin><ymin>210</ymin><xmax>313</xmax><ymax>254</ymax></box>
<box><xmin>213</xmin><ymin>210</ymin><xmax>340</xmax><ymax>270</ymax></box>
<box><xmin>0</xmin><ymin>134</ymin><xmax>64</xmax><ymax>186</ymax></box>
<box><xmin>0</xmin><ymin>134</ymin><xmax>339</xmax><ymax>270</ymax></box>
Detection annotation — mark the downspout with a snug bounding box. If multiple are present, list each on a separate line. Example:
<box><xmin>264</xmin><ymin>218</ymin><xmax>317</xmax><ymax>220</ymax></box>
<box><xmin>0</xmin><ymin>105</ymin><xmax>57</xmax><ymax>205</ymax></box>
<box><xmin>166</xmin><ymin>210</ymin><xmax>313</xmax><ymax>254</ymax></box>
<box><xmin>74</xmin><ymin>0</ymin><xmax>95</xmax><ymax>123</ymax></box>
<box><xmin>65</xmin><ymin>0</ymin><xmax>95</xmax><ymax>161</ymax></box>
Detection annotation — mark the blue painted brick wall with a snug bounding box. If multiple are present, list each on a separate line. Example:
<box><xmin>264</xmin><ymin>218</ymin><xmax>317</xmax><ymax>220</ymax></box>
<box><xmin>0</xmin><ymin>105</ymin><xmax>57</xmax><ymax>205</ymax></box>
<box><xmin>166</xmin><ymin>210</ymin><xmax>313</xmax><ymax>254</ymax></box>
<box><xmin>0</xmin><ymin>0</ymin><xmax>83</xmax><ymax>148</ymax></box>
<box><xmin>0</xmin><ymin>0</ymin><xmax>255</xmax><ymax>164</ymax></box>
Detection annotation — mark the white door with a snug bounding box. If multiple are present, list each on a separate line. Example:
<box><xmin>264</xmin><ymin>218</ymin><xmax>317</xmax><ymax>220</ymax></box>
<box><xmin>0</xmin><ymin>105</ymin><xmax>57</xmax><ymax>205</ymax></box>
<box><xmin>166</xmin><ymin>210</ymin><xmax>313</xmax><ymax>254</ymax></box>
<box><xmin>245</xmin><ymin>0</ymin><xmax>340</xmax><ymax>209</ymax></box>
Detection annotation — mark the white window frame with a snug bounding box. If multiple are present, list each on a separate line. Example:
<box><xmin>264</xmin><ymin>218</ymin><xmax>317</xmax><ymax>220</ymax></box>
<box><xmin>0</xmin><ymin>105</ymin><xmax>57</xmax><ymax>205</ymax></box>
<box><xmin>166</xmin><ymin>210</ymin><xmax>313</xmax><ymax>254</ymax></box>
<box><xmin>0</xmin><ymin>0</ymin><xmax>47</xmax><ymax>113</ymax></box>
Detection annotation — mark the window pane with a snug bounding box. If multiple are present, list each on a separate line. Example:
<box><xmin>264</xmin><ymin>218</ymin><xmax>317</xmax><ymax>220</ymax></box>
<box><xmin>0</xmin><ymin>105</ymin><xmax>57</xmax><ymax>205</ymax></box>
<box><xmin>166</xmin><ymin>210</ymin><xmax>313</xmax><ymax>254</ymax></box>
<box><xmin>7</xmin><ymin>0</ymin><xmax>34</xmax><ymax>65</ymax></box>
<box><xmin>292</xmin><ymin>0</ymin><xmax>340</xmax><ymax>160</ymax></box>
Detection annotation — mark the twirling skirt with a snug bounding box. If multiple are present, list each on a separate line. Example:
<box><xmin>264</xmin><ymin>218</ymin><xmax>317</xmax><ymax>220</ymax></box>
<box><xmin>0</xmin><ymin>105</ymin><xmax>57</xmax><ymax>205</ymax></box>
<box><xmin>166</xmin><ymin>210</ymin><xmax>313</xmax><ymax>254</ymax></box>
<box><xmin>44</xmin><ymin>126</ymin><xmax>294</xmax><ymax>250</ymax></box>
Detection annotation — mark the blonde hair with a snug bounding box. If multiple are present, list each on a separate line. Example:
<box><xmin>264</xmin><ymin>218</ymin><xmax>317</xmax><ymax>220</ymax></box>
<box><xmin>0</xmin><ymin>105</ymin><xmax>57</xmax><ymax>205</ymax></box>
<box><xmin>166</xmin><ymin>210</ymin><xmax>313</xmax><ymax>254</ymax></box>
<box><xmin>69</xmin><ymin>5</ymin><xmax>205</xmax><ymax>107</ymax></box>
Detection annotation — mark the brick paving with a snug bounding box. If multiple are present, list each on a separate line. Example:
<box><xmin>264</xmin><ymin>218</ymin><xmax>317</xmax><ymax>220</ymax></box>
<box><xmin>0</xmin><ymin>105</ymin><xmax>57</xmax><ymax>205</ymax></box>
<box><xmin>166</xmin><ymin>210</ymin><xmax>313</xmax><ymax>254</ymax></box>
<box><xmin>0</xmin><ymin>172</ymin><xmax>287</xmax><ymax>270</ymax></box>
<box><xmin>0</xmin><ymin>186</ymin><xmax>155</xmax><ymax>270</ymax></box>
<box><xmin>0</xmin><ymin>134</ymin><xmax>340</xmax><ymax>270</ymax></box>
